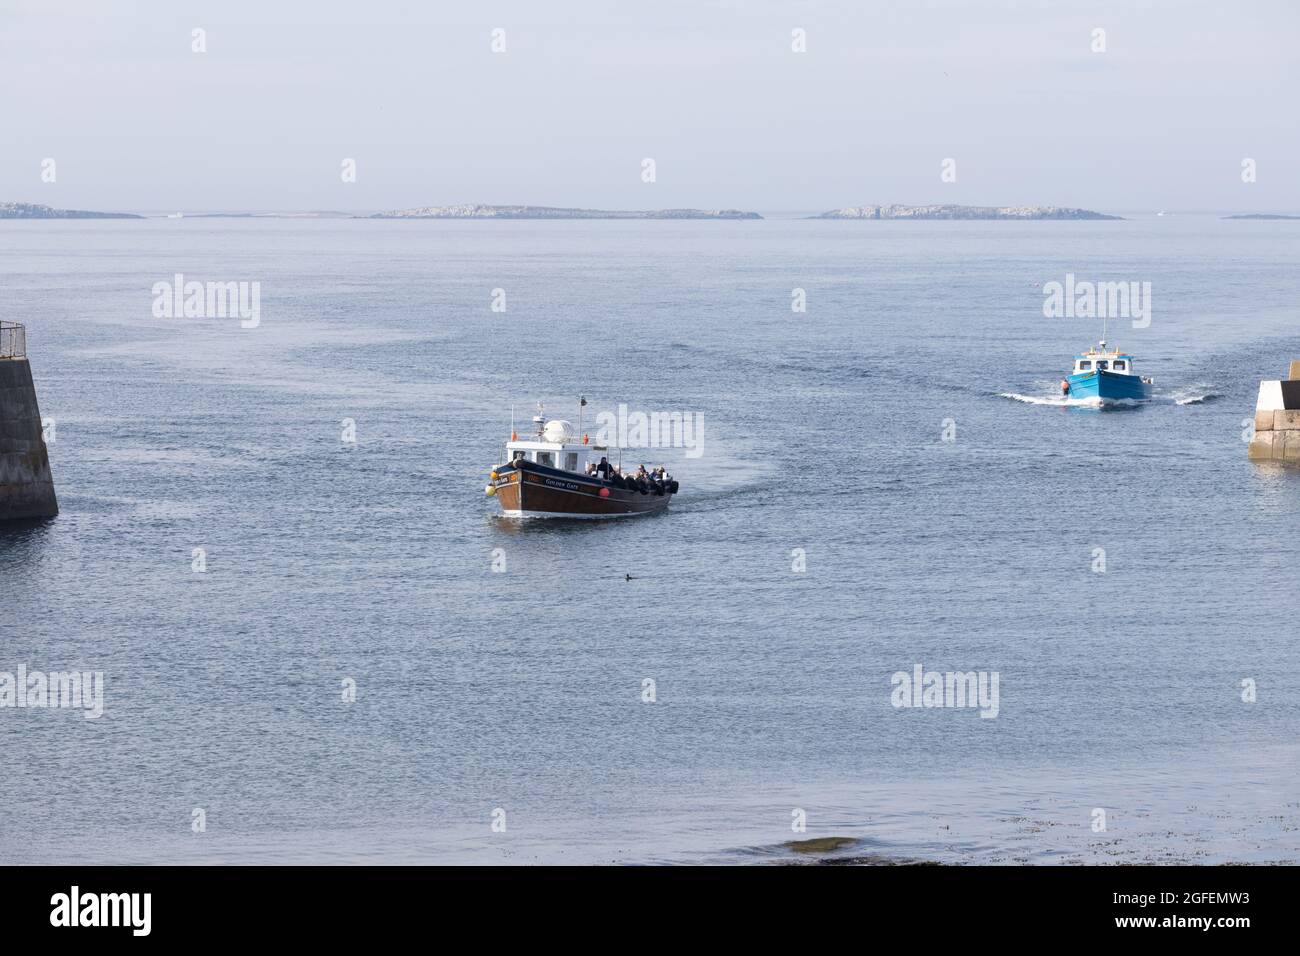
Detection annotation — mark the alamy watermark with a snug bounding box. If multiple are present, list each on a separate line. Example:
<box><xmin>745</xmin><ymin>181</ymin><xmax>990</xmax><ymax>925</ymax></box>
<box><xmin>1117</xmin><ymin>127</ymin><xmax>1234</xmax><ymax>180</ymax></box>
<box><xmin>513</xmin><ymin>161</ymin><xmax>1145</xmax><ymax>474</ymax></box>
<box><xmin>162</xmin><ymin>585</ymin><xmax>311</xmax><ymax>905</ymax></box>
<box><xmin>1042</xmin><ymin>273</ymin><xmax>1151</xmax><ymax>328</ymax></box>
<box><xmin>152</xmin><ymin>274</ymin><xmax>260</xmax><ymax>328</ymax></box>
<box><xmin>50</xmin><ymin>886</ymin><xmax>150</xmax><ymax>936</ymax></box>
<box><xmin>890</xmin><ymin>663</ymin><xmax>999</xmax><ymax>718</ymax></box>
<box><xmin>592</xmin><ymin>404</ymin><xmax>704</xmax><ymax>459</ymax></box>
<box><xmin>0</xmin><ymin>665</ymin><xmax>104</xmax><ymax>719</ymax></box>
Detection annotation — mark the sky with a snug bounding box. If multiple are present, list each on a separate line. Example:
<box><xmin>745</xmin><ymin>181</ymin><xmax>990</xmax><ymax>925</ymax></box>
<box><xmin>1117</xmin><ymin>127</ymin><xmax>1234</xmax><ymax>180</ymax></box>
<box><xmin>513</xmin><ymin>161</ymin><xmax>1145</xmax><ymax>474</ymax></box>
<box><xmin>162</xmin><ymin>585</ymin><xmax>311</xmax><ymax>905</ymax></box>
<box><xmin>1</xmin><ymin>0</ymin><xmax>1297</xmax><ymax>213</ymax></box>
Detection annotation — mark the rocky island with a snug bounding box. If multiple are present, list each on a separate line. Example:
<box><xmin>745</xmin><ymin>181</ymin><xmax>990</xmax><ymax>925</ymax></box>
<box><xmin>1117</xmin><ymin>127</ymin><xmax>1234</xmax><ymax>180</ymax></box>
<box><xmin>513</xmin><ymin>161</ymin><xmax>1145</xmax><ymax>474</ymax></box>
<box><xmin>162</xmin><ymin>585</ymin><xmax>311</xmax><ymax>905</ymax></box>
<box><xmin>176</xmin><ymin>211</ymin><xmax>354</xmax><ymax>219</ymax></box>
<box><xmin>813</xmin><ymin>204</ymin><xmax>1121</xmax><ymax>221</ymax></box>
<box><xmin>1</xmin><ymin>201</ymin><xmax>142</xmax><ymax>220</ymax></box>
<box><xmin>371</xmin><ymin>204</ymin><xmax>762</xmax><ymax>220</ymax></box>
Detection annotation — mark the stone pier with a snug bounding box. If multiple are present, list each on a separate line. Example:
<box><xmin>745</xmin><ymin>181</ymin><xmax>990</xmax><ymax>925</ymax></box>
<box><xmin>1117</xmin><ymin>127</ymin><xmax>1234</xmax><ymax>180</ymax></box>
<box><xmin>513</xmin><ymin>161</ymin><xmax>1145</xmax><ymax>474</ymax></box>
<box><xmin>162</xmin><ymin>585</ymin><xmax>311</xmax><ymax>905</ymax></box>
<box><xmin>0</xmin><ymin>322</ymin><xmax>59</xmax><ymax>520</ymax></box>
<box><xmin>1248</xmin><ymin>360</ymin><xmax>1300</xmax><ymax>463</ymax></box>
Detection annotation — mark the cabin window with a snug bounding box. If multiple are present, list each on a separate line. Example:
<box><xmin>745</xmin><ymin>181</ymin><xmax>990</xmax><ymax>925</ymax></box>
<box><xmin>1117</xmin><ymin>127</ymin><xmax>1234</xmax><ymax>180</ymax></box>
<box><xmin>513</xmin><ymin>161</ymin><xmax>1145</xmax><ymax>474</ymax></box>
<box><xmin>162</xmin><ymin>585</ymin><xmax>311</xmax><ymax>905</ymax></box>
<box><xmin>564</xmin><ymin>453</ymin><xmax>579</xmax><ymax>471</ymax></box>
<box><xmin>536</xmin><ymin>452</ymin><xmax>555</xmax><ymax>468</ymax></box>
<box><xmin>1113</xmin><ymin>360</ymin><xmax>1126</xmax><ymax>371</ymax></box>
<box><xmin>1079</xmin><ymin>361</ymin><xmax>1092</xmax><ymax>371</ymax></box>
<box><xmin>1096</xmin><ymin>360</ymin><xmax>1109</xmax><ymax>370</ymax></box>
<box><xmin>510</xmin><ymin>449</ymin><xmax>527</xmax><ymax>462</ymax></box>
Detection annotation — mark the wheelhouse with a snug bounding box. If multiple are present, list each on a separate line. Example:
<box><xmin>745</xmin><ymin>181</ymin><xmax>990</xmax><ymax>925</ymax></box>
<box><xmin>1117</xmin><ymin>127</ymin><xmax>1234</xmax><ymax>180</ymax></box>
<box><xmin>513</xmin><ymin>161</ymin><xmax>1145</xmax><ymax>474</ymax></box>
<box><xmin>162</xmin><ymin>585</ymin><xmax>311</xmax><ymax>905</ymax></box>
<box><xmin>505</xmin><ymin>438</ymin><xmax>605</xmax><ymax>473</ymax></box>
<box><xmin>501</xmin><ymin>406</ymin><xmax>607</xmax><ymax>475</ymax></box>
<box><xmin>1073</xmin><ymin>349</ymin><xmax>1136</xmax><ymax>375</ymax></box>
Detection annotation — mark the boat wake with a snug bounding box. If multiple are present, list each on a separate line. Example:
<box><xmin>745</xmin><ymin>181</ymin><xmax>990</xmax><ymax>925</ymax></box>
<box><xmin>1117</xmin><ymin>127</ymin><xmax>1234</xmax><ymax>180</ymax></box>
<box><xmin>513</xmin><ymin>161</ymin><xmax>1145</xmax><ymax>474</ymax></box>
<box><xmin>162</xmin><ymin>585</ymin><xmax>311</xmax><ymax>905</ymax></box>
<box><xmin>997</xmin><ymin>391</ymin><xmax>1139</xmax><ymax>408</ymax></box>
<box><xmin>1000</xmin><ymin>386</ymin><xmax>1221</xmax><ymax>408</ymax></box>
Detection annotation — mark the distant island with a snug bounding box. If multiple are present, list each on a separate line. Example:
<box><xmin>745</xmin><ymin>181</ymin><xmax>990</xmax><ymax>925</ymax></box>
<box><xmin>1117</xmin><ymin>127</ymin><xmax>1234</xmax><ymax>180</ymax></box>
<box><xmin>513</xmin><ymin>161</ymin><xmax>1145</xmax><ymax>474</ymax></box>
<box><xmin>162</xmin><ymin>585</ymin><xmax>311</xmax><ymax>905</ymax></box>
<box><xmin>813</xmin><ymin>204</ymin><xmax>1121</xmax><ymax>221</ymax></box>
<box><xmin>0</xmin><ymin>200</ymin><xmax>1150</xmax><ymax>222</ymax></box>
<box><xmin>167</xmin><ymin>211</ymin><xmax>354</xmax><ymax>219</ymax></box>
<box><xmin>0</xmin><ymin>201</ymin><xmax>142</xmax><ymax>220</ymax></box>
<box><xmin>1223</xmin><ymin>213</ymin><xmax>1300</xmax><ymax>220</ymax></box>
<box><xmin>371</xmin><ymin>204</ymin><xmax>762</xmax><ymax>220</ymax></box>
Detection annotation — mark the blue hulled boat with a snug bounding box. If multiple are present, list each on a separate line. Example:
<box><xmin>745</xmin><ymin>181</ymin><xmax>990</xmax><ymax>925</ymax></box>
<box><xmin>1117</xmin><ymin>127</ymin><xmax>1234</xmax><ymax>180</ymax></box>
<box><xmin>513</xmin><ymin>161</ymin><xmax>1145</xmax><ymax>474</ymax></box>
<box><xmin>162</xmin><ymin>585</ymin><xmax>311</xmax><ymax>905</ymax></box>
<box><xmin>1060</xmin><ymin>339</ymin><xmax>1153</xmax><ymax>404</ymax></box>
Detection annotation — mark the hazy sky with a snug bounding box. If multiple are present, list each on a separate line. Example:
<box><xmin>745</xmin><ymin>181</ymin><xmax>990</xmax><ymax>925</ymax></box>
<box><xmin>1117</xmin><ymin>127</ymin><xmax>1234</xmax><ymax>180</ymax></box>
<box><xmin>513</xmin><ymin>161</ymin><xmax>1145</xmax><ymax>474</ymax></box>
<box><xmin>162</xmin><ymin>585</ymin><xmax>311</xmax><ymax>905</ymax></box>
<box><xmin>2</xmin><ymin>0</ymin><xmax>1297</xmax><ymax>212</ymax></box>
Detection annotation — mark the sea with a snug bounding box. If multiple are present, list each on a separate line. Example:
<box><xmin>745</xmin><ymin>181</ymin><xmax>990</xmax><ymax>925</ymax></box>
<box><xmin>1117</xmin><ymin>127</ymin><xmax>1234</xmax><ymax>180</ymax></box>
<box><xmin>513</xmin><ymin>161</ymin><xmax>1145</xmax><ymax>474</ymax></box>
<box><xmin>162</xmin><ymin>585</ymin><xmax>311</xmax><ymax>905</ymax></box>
<box><xmin>2</xmin><ymin>213</ymin><xmax>1298</xmax><ymax>864</ymax></box>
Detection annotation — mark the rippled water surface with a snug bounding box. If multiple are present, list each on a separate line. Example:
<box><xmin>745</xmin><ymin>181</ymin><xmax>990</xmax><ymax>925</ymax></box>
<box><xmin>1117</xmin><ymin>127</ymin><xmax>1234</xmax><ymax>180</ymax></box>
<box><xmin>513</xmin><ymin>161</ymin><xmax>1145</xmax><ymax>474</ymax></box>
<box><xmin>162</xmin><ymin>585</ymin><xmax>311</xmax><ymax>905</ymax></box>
<box><xmin>2</xmin><ymin>215</ymin><xmax>1298</xmax><ymax>864</ymax></box>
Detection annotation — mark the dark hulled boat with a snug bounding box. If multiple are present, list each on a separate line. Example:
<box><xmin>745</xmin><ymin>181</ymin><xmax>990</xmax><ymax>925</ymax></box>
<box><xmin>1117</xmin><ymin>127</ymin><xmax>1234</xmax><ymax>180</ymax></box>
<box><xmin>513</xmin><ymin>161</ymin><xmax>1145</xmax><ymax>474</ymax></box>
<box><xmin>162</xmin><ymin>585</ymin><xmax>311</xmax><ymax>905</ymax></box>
<box><xmin>490</xmin><ymin>458</ymin><xmax>674</xmax><ymax>517</ymax></box>
<box><xmin>485</xmin><ymin>405</ymin><xmax>677</xmax><ymax>519</ymax></box>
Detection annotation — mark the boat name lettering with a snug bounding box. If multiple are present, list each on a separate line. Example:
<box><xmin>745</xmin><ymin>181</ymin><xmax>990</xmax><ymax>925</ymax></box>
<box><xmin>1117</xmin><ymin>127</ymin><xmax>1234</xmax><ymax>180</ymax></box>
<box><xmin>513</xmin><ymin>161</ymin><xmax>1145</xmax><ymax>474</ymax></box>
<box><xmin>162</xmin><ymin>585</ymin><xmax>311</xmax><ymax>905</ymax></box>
<box><xmin>542</xmin><ymin>477</ymin><xmax>582</xmax><ymax>491</ymax></box>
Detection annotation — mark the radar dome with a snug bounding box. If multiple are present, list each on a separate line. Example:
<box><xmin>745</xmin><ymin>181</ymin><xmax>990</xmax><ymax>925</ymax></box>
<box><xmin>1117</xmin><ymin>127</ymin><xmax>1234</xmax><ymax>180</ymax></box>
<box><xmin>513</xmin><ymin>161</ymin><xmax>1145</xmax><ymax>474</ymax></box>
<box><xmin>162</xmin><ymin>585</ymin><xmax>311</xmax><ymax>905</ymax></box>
<box><xmin>543</xmin><ymin>419</ymin><xmax>574</xmax><ymax>443</ymax></box>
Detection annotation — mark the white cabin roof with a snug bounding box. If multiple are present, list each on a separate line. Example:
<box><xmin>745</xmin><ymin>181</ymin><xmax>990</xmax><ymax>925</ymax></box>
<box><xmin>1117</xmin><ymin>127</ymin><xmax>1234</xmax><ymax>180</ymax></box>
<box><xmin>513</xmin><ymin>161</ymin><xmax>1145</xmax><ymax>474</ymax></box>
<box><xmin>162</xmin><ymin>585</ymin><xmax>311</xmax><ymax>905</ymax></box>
<box><xmin>506</xmin><ymin>439</ymin><xmax>603</xmax><ymax>452</ymax></box>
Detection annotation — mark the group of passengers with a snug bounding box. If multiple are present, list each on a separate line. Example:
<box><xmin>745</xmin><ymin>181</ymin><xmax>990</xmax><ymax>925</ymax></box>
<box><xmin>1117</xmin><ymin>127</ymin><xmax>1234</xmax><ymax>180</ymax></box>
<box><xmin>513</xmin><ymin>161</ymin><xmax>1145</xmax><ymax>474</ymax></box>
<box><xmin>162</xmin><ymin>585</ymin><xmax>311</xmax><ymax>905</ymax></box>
<box><xmin>587</xmin><ymin>457</ymin><xmax>672</xmax><ymax>493</ymax></box>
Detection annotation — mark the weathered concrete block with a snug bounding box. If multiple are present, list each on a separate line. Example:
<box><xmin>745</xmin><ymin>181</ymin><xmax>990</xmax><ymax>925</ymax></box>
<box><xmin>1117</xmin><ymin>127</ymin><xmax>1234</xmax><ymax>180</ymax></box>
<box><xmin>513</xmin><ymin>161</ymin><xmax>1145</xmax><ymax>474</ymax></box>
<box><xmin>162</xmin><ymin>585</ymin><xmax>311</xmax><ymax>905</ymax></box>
<box><xmin>1276</xmin><ymin>410</ymin><xmax>1300</xmax><ymax>430</ymax></box>
<box><xmin>1276</xmin><ymin>430</ymin><xmax>1300</xmax><ymax>460</ymax></box>
<box><xmin>1256</xmin><ymin>410</ymin><xmax>1274</xmax><ymax>431</ymax></box>
<box><xmin>1248</xmin><ymin>431</ymin><xmax>1278</xmax><ymax>460</ymax></box>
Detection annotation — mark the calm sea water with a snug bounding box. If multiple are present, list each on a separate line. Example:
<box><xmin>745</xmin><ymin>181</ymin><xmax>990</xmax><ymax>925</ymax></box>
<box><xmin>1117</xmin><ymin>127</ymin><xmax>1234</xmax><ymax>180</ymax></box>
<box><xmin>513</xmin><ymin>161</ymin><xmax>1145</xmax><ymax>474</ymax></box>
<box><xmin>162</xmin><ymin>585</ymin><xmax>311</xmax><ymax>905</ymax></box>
<box><xmin>2</xmin><ymin>215</ymin><xmax>1299</xmax><ymax>864</ymax></box>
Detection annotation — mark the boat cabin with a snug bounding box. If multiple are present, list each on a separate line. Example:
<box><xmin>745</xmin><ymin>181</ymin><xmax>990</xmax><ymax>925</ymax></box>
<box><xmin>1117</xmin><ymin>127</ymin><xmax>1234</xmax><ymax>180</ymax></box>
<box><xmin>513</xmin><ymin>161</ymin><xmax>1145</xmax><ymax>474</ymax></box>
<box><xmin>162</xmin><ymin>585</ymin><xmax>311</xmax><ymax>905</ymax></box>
<box><xmin>502</xmin><ymin>412</ymin><xmax>607</xmax><ymax>474</ymax></box>
<box><xmin>1072</xmin><ymin>345</ymin><xmax>1136</xmax><ymax>376</ymax></box>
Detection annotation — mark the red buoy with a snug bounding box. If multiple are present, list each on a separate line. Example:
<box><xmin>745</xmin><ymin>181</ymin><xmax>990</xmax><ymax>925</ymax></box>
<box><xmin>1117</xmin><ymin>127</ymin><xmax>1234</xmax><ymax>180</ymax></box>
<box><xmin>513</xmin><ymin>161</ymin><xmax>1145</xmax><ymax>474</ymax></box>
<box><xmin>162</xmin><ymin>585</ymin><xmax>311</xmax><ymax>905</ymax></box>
<box><xmin>599</xmin><ymin>487</ymin><xmax>610</xmax><ymax>497</ymax></box>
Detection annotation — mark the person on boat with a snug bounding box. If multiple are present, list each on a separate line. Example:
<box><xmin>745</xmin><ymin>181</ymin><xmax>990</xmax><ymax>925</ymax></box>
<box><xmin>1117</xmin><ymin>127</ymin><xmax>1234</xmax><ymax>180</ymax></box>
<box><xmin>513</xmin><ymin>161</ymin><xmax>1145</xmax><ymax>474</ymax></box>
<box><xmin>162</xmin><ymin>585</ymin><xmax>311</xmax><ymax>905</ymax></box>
<box><xmin>1059</xmin><ymin>379</ymin><xmax>1070</xmax><ymax>396</ymax></box>
<box><xmin>596</xmin><ymin>456</ymin><xmax>614</xmax><ymax>479</ymax></box>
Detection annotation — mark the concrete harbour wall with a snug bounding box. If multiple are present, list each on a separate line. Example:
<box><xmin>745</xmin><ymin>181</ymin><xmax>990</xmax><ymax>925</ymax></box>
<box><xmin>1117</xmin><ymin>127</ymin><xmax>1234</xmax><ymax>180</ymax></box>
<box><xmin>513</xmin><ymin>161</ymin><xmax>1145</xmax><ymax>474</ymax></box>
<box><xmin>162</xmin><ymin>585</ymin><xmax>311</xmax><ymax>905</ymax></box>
<box><xmin>0</xmin><ymin>325</ymin><xmax>59</xmax><ymax>521</ymax></box>
<box><xmin>1248</xmin><ymin>361</ymin><xmax>1300</xmax><ymax>463</ymax></box>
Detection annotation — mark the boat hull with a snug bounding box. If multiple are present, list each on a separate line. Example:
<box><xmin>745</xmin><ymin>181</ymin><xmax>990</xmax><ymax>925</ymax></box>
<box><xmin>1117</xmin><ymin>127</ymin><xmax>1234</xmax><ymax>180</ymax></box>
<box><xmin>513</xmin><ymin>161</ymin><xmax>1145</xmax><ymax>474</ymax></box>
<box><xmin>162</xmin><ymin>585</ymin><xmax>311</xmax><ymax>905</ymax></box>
<box><xmin>489</xmin><ymin>461</ymin><xmax>672</xmax><ymax>518</ymax></box>
<box><xmin>1066</xmin><ymin>369</ymin><xmax>1152</xmax><ymax>403</ymax></box>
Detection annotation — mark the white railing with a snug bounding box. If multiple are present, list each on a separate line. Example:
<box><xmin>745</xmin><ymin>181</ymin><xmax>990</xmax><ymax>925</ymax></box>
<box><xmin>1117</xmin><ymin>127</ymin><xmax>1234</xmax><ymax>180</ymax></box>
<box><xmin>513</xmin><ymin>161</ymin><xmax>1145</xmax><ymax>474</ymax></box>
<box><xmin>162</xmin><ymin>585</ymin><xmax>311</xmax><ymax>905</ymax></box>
<box><xmin>0</xmin><ymin>321</ymin><xmax>26</xmax><ymax>359</ymax></box>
